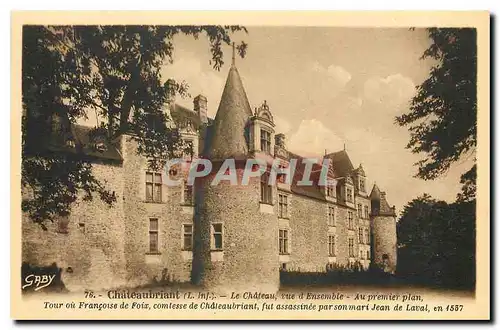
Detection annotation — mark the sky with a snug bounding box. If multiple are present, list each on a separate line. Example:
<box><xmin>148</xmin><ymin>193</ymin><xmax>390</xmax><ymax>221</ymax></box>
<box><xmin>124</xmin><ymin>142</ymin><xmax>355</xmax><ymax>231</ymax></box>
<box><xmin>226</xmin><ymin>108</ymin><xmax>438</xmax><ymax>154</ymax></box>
<box><xmin>155</xmin><ymin>27</ymin><xmax>474</xmax><ymax>213</ymax></box>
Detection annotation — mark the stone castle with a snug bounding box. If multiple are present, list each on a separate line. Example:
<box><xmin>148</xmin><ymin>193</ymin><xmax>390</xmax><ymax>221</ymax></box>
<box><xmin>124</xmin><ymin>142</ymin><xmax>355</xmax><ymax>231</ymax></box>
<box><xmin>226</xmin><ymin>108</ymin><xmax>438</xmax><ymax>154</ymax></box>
<box><xmin>22</xmin><ymin>55</ymin><xmax>397</xmax><ymax>293</ymax></box>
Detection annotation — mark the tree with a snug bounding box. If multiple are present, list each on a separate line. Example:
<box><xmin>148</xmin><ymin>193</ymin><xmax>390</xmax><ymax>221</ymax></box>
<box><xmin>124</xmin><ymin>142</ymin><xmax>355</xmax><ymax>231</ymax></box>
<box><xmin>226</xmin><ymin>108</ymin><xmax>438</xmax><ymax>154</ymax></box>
<box><xmin>22</xmin><ymin>25</ymin><xmax>248</xmax><ymax>227</ymax></box>
<box><xmin>396</xmin><ymin>28</ymin><xmax>477</xmax><ymax>202</ymax></box>
<box><xmin>397</xmin><ymin>195</ymin><xmax>475</xmax><ymax>289</ymax></box>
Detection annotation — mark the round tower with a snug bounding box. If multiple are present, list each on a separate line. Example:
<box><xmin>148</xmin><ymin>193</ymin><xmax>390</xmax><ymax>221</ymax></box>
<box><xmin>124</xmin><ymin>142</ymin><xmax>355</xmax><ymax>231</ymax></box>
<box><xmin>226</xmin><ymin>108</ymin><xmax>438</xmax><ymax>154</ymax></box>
<box><xmin>191</xmin><ymin>51</ymin><xmax>279</xmax><ymax>294</ymax></box>
<box><xmin>369</xmin><ymin>184</ymin><xmax>397</xmax><ymax>274</ymax></box>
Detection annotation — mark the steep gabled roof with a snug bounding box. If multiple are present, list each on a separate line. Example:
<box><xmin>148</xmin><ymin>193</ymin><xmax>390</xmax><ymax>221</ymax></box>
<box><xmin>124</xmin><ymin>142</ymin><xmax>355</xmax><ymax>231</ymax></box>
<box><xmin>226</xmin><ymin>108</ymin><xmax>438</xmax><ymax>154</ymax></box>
<box><xmin>325</xmin><ymin>149</ymin><xmax>354</xmax><ymax>178</ymax></box>
<box><xmin>206</xmin><ymin>63</ymin><xmax>252</xmax><ymax>160</ymax></box>
<box><xmin>289</xmin><ymin>155</ymin><xmax>325</xmax><ymax>200</ymax></box>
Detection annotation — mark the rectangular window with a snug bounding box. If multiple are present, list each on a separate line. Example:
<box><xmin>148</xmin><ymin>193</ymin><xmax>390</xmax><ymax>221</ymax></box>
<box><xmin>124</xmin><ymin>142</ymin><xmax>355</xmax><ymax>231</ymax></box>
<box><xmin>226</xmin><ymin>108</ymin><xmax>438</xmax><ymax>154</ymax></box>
<box><xmin>183</xmin><ymin>139</ymin><xmax>194</xmax><ymax>158</ymax></box>
<box><xmin>326</xmin><ymin>185</ymin><xmax>334</xmax><ymax>197</ymax></box>
<box><xmin>212</xmin><ymin>223</ymin><xmax>223</xmax><ymax>250</ymax></box>
<box><xmin>328</xmin><ymin>235</ymin><xmax>335</xmax><ymax>257</ymax></box>
<box><xmin>365</xmin><ymin>228</ymin><xmax>370</xmax><ymax>244</ymax></box>
<box><xmin>366</xmin><ymin>250</ymin><xmax>370</xmax><ymax>260</ymax></box>
<box><xmin>278</xmin><ymin>194</ymin><xmax>288</xmax><ymax>218</ymax></box>
<box><xmin>346</xmin><ymin>187</ymin><xmax>353</xmax><ymax>202</ymax></box>
<box><xmin>149</xmin><ymin>218</ymin><xmax>159</xmax><ymax>253</ymax></box>
<box><xmin>359</xmin><ymin>228</ymin><xmax>364</xmax><ymax>244</ymax></box>
<box><xmin>328</xmin><ymin>206</ymin><xmax>335</xmax><ymax>226</ymax></box>
<box><xmin>360</xmin><ymin>250</ymin><xmax>364</xmax><ymax>259</ymax></box>
<box><xmin>360</xmin><ymin>179</ymin><xmax>365</xmax><ymax>192</ymax></box>
<box><xmin>348</xmin><ymin>238</ymin><xmax>354</xmax><ymax>257</ymax></box>
<box><xmin>146</xmin><ymin>172</ymin><xmax>162</xmax><ymax>203</ymax></box>
<box><xmin>357</xmin><ymin>203</ymin><xmax>363</xmax><ymax>218</ymax></box>
<box><xmin>364</xmin><ymin>205</ymin><xmax>369</xmax><ymax>219</ymax></box>
<box><xmin>277</xmin><ymin>165</ymin><xmax>287</xmax><ymax>183</ymax></box>
<box><xmin>260</xmin><ymin>129</ymin><xmax>272</xmax><ymax>153</ymax></box>
<box><xmin>183</xmin><ymin>180</ymin><xmax>194</xmax><ymax>205</ymax></box>
<box><xmin>182</xmin><ymin>224</ymin><xmax>193</xmax><ymax>250</ymax></box>
<box><xmin>260</xmin><ymin>172</ymin><xmax>273</xmax><ymax>204</ymax></box>
<box><xmin>348</xmin><ymin>211</ymin><xmax>354</xmax><ymax>230</ymax></box>
<box><xmin>279</xmin><ymin>229</ymin><xmax>289</xmax><ymax>255</ymax></box>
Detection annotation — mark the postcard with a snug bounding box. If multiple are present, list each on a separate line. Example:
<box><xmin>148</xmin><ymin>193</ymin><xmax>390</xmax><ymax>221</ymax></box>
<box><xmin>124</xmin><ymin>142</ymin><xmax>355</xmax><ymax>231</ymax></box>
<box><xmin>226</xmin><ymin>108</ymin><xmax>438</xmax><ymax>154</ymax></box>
<box><xmin>11</xmin><ymin>11</ymin><xmax>490</xmax><ymax>320</ymax></box>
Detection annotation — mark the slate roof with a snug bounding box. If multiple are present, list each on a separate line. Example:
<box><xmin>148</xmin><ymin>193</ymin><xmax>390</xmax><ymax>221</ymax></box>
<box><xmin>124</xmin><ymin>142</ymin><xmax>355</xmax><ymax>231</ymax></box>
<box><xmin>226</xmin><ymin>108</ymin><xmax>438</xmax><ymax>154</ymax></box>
<box><xmin>324</xmin><ymin>149</ymin><xmax>354</xmax><ymax>178</ymax></box>
<box><xmin>288</xmin><ymin>152</ymin><xmax>326</xmax><ymax>200</ymax></box>
<box><xmin>370</xmin><ymin>183</ymin><xmax>395</xmax><ymax>216</ymax></box>
<box><xmin>369</xmin><ymin>183</ymin><xmax>381</xmax><ymax>200</ymax></box>
<box><xmin>276</xmin><ymin>149</ymin><xmax>357</xmax><ymax>202</ymax></box>
<box><xmin>48</xmin><ymin>124</ymin><xmax>123</xmax><ymax>162</ymax></box>
<box><xmin>170</xmin><ymin>103</ymin><xmax>202</xmax><ymax>128</ymax></box>
<box><xmin>379</xmin><ymin>192</ymin><xmax>396</xmax><ymax>215</ymax></box>
<box><xmin>206</xmin><ymin>64</ymin><xmax>252</xmax><ymax>161</ymax></box>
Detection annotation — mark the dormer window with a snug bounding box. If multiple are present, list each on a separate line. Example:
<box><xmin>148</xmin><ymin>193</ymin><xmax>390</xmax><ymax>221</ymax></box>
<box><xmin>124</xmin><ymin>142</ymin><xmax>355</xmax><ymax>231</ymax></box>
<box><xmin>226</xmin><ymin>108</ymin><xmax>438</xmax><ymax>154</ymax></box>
<box><xmin>65</xmin><ymin>138</ymin><xmax>75</xmax><ymax>148</ymax></box>
<box><xmin>277</xmin><ymin>165</ymin><xmax>287</xmax><ymax>183</ymax></box>
<box><xmin>346</xmin><ymin>187</ymin><xmax>353</xmax><ymax>202</ymax></box>
<box><xmin>94</xmin><ymin>141</ymin><xmax>107</xmax><ymax>153</ymax></box>
<box><xmin>250</xmin><ymin>101</ymin><xmax>275</xmax><ymax>154</ymax></box>
<box><xmin>359</xmin><ymin>178</ymin><xmax>365</xmax><ymax>192</ymax></box>
<box><xmin>183</xmin><ymin>140</ymin><xmax>194</xmax><ymax>159</ymax></box>
<box><xmin>90</xmin><ymin>129</ymin><xmax>108</xmax><ymax>153</ymax></box>
<box><xmin>260</xmin><ymin>129</ymin><xmax>271</xmax><ymax>153</ymax></box>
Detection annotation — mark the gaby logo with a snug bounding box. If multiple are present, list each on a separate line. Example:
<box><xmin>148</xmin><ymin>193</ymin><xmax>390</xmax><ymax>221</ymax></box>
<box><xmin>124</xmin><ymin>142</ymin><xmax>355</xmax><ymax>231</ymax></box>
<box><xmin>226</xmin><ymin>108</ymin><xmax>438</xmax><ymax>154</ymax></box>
<box><xmin>22</xmin><ymin>274</ymin><xmax>56</xmax><ymax>291</ymax></box>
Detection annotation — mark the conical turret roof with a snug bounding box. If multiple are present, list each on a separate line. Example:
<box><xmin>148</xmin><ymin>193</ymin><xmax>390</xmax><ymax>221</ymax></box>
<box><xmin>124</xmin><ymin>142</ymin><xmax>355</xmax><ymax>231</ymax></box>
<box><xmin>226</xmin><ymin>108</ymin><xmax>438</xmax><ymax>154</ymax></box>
<box><xmin>369</xmin><ymin>183</ymin><xmax>381</xmax><ymax>200</ymax></box>
<box><xmin>207</xmin><ymin>61</ymin><xmax>252</xmax><ymax>161</ymax></box>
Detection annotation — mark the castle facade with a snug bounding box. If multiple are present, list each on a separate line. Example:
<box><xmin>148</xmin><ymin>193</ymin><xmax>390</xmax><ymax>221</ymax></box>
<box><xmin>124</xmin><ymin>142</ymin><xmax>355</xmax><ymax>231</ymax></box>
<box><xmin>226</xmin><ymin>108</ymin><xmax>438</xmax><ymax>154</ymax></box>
<box><xmin>22</xmin><ymin>58</ymin><xmax>397</xmax><ymax>293</ymax></box>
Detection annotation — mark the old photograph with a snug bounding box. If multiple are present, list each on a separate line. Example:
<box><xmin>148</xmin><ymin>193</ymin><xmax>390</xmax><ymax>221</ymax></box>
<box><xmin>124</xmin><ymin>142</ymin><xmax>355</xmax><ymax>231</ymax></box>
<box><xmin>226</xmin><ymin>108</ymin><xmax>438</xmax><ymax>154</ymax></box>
<box><xmin>11</xmin><ymin>11</ymin><xmax>490</xmax><ymax>320</ymax></box>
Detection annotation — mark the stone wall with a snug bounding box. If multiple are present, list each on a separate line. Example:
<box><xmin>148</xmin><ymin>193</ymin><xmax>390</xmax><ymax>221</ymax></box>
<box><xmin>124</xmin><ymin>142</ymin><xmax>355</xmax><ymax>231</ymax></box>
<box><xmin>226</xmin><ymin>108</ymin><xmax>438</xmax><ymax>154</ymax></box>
<box><xmin>22</xmin><ymin>159</ymin><xmax>127</xmax><ymax>292</ymax></box>
<box><xmin>121</xmin><ymin>136</ymin><xmax>194</xmax><ymax>287</ymax></box>
<box><xmin>21</xmin><ymin>134</ymin><xmax>391</xmax><ymax>292</ymax></box>
<box><xmin>285</xmin><ymin>193</ymin><xmax>328</xmax><ymax>271</ymax></box>
<box><xmin>193</xmin><ymin>168</ymin><xmax>279</xmax><ymax>294</ymax></box>
<box><xmin>371</xmin><ymin>215</ymin><xmax>397</xmax><ymax>273</ymax></box>
<box><xmin>283</xmin><ymin>193</ymin><xmax>372</xmax><ymax>271</ymax></box>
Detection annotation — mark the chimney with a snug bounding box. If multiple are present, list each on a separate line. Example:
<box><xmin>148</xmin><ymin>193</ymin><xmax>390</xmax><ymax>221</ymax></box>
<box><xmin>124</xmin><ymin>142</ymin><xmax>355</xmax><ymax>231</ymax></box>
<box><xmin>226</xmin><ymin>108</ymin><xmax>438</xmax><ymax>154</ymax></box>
<box><xmin>275</xmin><ymin>133</ymin><xmax>286</xmax><ymax>148</ymax></box>
<box><xmin>165</xmin><ymin>79</ymin><xmax>176</xmax><ymax>111</ymax></box>
<box><xmin>194</xmin><ymin>94</ymin><xmax>208</xmax><ymax>124</ymax></box>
